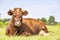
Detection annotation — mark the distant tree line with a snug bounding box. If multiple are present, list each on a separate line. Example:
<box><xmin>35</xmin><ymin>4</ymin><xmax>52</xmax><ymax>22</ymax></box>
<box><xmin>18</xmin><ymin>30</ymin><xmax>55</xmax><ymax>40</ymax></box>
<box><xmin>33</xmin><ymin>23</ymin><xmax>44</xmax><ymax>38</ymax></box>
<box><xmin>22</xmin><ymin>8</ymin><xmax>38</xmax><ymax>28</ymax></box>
<box><xmin>0</xmin><ymin>15</ymin><xmax>59</xmax><ymax>25</ymax></box>
<box><xmin>37</xmin><ymin>16</ymin><xmax>58</xmax><ymax>25</ymax></box>
<box><xmin>0</xmin><ymin>18</ymin><xmax>10</xmax><ymax>28</ymax></box>
<box><xmin>0</xmin><ymin>18</ymin><xmax>10</xmax><ymax>23</ymax></box>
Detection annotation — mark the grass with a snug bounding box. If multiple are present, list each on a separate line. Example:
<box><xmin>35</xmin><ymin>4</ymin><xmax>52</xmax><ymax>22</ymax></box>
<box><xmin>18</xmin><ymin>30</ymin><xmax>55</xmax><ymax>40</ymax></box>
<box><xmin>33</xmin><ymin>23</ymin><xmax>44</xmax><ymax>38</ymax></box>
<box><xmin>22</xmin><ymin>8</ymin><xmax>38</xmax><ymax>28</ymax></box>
<box><xmin>0</xmin><ymin>25</ymin><xmax>60</xmax><ymax>40</ymax></box>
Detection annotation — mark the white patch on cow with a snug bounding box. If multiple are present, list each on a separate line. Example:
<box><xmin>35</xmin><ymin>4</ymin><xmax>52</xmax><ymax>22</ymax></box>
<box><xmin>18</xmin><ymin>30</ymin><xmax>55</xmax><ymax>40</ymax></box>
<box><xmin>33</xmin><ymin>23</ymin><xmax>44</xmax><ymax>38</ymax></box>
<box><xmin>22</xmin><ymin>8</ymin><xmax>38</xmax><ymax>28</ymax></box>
<box><xmin>39</xmin><ymin>30</ymin><xmax>48</xmax><ymax>36</ymax></box>
<box><xmin>15</xmin><ymin>21</ymin><xmax>21</xmax><ymax>26</ymax></box>
<box><xmin>17</xmin><ymin>9</ymin><xmax>19</xmax><ymax>12</ymax></box>
<box><xmin>42</xmin><ymin>26</ymin><xmax>45</xmax><ymax>29</ymax></box>
<box><xmin>11</xmin><ymin>8</ymin><xmax>14</xmax><ymax>11</ymax></box>
<box><xmin>22</xmin><ymin>9</ymin><xmax>26</xmax><ymax>12</ymax></box>
<box><xmin>39</xmin><ymin>30</ymin><xmax>45</xmax><ymax>35</ymax></box>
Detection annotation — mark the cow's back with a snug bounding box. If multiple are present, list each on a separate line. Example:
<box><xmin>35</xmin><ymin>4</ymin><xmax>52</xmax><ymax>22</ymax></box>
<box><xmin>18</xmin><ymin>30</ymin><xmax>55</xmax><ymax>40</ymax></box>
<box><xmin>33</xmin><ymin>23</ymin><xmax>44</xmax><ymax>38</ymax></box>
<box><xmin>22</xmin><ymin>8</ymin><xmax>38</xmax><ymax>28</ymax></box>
<box><xmin>22</xmin><ymin>18</ymin><xmax>48</xmax><ymax>34</ymax></box>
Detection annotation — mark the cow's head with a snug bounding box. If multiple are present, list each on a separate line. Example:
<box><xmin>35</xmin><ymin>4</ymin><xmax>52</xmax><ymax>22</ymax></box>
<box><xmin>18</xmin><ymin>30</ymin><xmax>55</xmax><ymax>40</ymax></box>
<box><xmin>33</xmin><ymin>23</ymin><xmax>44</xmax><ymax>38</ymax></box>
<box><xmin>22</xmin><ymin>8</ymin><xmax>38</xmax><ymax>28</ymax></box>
<box><xmin>8</xmin><ymin>8</ymin><xmax>28</xmax><ymax>27</ymax></box>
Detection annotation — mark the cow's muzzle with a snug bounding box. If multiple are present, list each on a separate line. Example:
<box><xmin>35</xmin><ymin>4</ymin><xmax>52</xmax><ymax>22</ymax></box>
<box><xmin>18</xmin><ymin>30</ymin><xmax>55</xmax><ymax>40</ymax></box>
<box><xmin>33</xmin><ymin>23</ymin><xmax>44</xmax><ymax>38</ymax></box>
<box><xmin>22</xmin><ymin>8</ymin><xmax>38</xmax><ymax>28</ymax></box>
<box><xmin>14</xmin><ymin>21</ymin><xmax>21</xmax><ymax>27</ymax></box>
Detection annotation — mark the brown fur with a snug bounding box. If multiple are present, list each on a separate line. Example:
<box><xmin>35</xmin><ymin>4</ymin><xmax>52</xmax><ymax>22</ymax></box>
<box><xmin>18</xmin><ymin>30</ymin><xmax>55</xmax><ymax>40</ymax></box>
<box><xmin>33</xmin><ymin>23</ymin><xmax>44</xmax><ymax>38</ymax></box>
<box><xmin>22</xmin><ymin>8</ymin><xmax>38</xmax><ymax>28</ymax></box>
<box><xmin>21</xmin><ymin>18</ymin><xmax>48</xmax><ymax>35</ymax></box>
<box><xmin>6</xmin><ymin>8</ymin><xmax>48</xmax><ymax>36</ymax></box>
<box><xmin>6</xmin><ymin>18</ymin><xmax>48</xmax><ymax>36</ymax></box>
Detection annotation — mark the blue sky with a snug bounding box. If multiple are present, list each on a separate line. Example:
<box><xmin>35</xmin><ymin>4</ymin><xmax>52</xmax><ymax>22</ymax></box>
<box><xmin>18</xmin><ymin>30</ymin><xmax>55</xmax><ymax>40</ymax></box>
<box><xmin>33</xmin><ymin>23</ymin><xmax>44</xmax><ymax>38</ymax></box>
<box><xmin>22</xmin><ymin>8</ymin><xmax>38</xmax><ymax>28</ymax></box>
<box><xmin>0</xmin><ymin>0</ymin><xmax>60</xmax><ymax>22</ymax></box>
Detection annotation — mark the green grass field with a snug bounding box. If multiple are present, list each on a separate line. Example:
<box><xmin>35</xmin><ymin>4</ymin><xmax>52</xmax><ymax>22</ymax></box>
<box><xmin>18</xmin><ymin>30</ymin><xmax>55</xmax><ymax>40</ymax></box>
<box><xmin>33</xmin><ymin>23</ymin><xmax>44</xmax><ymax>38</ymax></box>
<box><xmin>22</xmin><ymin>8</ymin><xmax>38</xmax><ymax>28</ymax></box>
<box><xmin>0</xmin><ymin>25</ymin><xmax>60</xmax><ymax>40</ymax></box>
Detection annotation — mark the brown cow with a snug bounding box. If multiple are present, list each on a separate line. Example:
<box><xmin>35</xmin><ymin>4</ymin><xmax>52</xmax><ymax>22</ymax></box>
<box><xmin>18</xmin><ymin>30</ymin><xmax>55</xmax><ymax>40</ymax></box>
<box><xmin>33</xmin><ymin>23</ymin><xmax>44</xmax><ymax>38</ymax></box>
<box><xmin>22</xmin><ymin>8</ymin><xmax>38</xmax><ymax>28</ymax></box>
<box><xmin>6</xmin><ymin>8</ymin><xmax>48</xmax><ymax>36</ymax></box>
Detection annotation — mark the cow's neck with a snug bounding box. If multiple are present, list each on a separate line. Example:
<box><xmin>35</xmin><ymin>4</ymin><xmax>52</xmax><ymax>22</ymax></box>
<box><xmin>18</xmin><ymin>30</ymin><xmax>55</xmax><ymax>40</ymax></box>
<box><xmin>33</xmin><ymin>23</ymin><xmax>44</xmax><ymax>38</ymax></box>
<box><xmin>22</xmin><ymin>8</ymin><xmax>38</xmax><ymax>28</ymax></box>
<box><xmin>21</xmin><ymin>16</ymin><xmax>23</xmax><ymax>24</ymax></box>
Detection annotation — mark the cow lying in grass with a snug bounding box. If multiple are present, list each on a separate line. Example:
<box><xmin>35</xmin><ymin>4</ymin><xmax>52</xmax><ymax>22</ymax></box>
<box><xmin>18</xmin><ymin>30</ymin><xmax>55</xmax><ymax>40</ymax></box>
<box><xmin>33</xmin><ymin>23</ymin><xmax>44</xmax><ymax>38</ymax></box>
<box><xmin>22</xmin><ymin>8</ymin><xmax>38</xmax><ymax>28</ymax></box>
<box><xmin>6</xmin><ymin>8</ymin><xmax>48</xmax><ymax>36</ymax></box>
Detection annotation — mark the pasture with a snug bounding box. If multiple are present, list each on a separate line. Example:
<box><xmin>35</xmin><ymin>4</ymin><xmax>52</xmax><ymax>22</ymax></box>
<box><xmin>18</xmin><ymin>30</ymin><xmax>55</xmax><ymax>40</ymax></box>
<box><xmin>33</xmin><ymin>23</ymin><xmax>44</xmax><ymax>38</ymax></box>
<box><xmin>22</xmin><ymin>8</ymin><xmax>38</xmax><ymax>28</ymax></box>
<box><xmin>0</xmin><ymin>24</ymin><xmax>60</xmax><ymax>40</ymax></box>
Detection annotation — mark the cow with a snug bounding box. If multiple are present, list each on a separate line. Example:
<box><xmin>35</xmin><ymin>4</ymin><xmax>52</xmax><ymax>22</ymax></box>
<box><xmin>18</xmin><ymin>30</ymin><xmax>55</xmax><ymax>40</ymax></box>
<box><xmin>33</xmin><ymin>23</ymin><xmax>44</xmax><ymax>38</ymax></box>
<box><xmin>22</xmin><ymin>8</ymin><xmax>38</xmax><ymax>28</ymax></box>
<box><xmin>6</xmin><ymin>8</ymin><xmax>48</xmax><ymax>36</ymax></box>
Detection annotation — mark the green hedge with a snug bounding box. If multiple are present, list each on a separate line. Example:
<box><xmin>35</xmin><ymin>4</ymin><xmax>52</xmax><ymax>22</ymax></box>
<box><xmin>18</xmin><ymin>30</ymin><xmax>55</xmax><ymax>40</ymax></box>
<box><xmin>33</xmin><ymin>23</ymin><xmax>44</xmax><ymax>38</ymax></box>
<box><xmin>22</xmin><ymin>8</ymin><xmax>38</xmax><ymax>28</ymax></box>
<box><xmin>0</xmin><ymin>22</ymin><xmax>9</xmax><ymax>28</ymax></box>
<box><xmin>0</xmin><ymin>22</ymin><xmax>3</xmax><ymax>28</ymax></box>
<box><xmin>4</xmin><ymin>22</ymin><xmax>9</xmax><ymax>26</ymax></box>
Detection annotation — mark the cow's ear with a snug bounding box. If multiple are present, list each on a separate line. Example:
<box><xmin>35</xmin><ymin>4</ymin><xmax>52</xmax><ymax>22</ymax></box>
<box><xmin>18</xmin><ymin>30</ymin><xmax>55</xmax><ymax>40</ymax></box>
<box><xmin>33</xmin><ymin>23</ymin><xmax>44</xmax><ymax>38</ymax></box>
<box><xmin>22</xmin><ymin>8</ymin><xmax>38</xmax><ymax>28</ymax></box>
<box><xmin>22</xmin><ymin>10</ymin><xmax>28</xmax><ymax>16</ymax></box>
<box><xmin>8</xmin><ymin>10</ymin><xmax>13</xmax><ymax>16</ymax></box>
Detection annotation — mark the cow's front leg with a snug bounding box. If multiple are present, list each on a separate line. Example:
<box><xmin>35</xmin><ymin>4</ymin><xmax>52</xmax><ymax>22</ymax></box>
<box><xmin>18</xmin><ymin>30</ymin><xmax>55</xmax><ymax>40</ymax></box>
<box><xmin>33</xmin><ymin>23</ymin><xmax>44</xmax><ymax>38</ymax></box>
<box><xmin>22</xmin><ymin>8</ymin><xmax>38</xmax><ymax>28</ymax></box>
<box><xmin>6</xmin><ymin>26</ymin><xmax>17</xmax><ymax>36</ymax></box>
<box><xmin>6</xmin><ymin>27</ymin><xmax>13</xmax><ymax>36</ymax></box>
<box><xmin>21</xmin><ymin>31</ymin><xmax>31</xmax><ymax>36</ymax></box>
